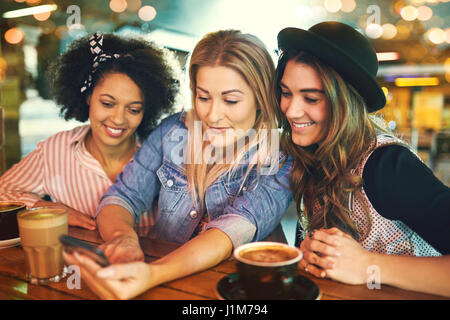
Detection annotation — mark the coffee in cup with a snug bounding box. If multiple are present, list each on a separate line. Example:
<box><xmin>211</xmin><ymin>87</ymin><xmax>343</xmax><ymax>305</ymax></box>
<box><xmin>17</xmin><ymin>206</ymin><xmax>68</xmax><ymax>284</ymax></box>
<box><xmin>234</xmin><ymin>241</ymin><xmax>302</xmax><ymax>299</ymax></box>
<box><xmin>0</xmin><ymin>201</ymin><xmax>26</xmax><ymax>241</ymax></box>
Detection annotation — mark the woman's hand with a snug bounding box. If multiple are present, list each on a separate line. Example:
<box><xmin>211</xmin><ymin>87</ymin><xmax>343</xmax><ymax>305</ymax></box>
<box><xmin>299</xmin><ymin>227</ymin><xmax>375</xmax><ymax>285</ymax></box>
<box><xmin>63</xmin><ymin>251</ymin><xmax>152</xmax><ymax>300</ymax></box>
<box><xmin>33</xmin><ymin>200</ymin><xmax>96</xmax><ymax>230</ymax></box>
<box><xmin>99</xmin><ymin>233</ymin><xmax>145</xmax><ymax>264</ymax></box>
<box><xmin>322</xmin><ymin>233</ymin><xmax>374</xmax><ymax>285</ymax></box>
<box><xmin>299</xmin><ymin>227</ymin><xmax>344</xmax><ymax>278</ymax></box>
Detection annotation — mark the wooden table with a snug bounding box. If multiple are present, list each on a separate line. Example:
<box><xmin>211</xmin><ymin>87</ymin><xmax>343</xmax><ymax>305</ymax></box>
<box><xmin>0</xmin><ymin>227</ymin><xmax>446</xmax><ymax>300</ymax></box>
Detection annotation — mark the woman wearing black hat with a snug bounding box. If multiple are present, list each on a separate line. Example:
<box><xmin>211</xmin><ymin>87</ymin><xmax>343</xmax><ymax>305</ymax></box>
<box><xmin>275</xmin><ymin>21</ymin><xmax>450</xmax><ymax>297</ymax></box>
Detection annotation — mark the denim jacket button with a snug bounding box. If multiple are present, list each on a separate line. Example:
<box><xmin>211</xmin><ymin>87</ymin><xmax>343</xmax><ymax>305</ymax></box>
<box><xmin>242</xmin><ymin>186</ymin><xmax>247</xmax><ymax>191</ymax></box>
<box><xmin>189</xmin><ymin>210</ymin><xmax>198</xmax><ymax>219</ymax></box>
<box><xmin>167</xmin><ymin>179</ymin><xmax>174</xmax><ymax>187</ymax></box>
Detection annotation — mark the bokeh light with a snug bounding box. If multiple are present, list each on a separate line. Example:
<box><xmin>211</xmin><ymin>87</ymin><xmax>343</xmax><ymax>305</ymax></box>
<box><xmin>4</xmin><ymin>27</ymin><xmax>25</xmax><ymax>45</ymax></box>
<box><xmin>366</xmin><ymin>24</ymin><xmax>383</xmax><ymax>39</ymax></box>
<box><xmin>340</xmin><ymin>0</ymin><xmax>356</xmax><ymax>13</ymax></box>
<box><xmin>382</xmin><ymin>24</ymin><xmax>397</xmax><ymax>39</ymax></box>
<box><xmin>427</xmin><ymin>27</ymin><xmax>445</xmax><ymax>44</ymax></box>
<box><xmin>110</xmin><ymin>0</ymin><xmax>127</xmax><ymax>13</ymax></box>
<box><xmin>324</xmin><ymin>0</ymin><xmax>341</xmax><ymax>13</ymax></box>
<box><xmin>33</xmin><ymin>11</ymin><xmax>51</xmax><ymax>21</ymax></box>
<box><xmin>377</xmin><ymin>52</ymin><xmax>400</xmax><ymax>61</ymax></box>
<box><xmin>401</xmin><ymin>5</ymin><xmax>418</xmax><ymax>21</ymax></box>
<box><xmin>138</xmin><ymin>5</ymin><xmax>157</xmax><ymax>21</ymax></box>
<box><xmin>126</xmin><ymin>0</ymin><xmax>141</xmax><ymax>12</ymax></box>
<box><xmin>417</xmin><ymin>6</ymin><xmax>433</xmax><ymax>21</ymax></box>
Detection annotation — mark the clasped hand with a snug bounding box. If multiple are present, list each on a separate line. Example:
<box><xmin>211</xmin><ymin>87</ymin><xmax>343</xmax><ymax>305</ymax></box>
<box><xmin>299</xmin><ymin>227</ymin><xmax>374</xmax><ymax>285</ymax></box>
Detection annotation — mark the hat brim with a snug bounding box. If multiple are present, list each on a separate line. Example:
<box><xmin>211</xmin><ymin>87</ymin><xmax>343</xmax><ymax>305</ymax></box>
<box><xmin>278</xmin><ymin>28</ymin><xmax>386</xmax><ymax>113</ymax></box>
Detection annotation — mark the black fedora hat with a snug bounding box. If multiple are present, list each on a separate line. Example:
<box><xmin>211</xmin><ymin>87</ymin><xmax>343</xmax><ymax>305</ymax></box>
<box><xmin>277</xmin><ymin>21</ymin><xmax>386</xmax><ymax>112</ymax></box>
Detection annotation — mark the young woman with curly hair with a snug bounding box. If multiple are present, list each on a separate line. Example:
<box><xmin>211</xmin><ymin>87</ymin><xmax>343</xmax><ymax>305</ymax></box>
<box><xmin>275</xmin><ymin>21</ymin><xmax>450</xmax><ymax>297</ymax></box>
<box><xmin>0</xmin><ymin>33</ymin><xmax>180</xmax><ymax>232</ymax></box>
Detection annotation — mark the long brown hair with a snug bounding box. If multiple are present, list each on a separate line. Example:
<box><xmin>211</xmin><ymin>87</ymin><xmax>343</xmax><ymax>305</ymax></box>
<box><xmin>185</xmin><ymin>30</ymin><xmax>279</xmax><ymax>207</ymax></box>
<box><xmin>275</xmin><ymin>50</ymin><xmax>387</xmax><ymax>237</ymax></box>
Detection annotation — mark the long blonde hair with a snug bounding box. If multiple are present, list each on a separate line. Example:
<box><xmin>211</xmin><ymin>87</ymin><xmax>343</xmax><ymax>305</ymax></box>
<box><xmin>185</xmin><ymin>30</ymin><xmax>279</xmax><ymax>207</ymax></box>
<box><xmin>276</xmin><ymin>50</ymin><xmax>389</xmax><ymax>237</ymax></box>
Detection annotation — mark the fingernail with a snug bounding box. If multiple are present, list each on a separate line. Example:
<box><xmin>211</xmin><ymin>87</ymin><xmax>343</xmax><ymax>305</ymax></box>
<box><xmin>97</xmin><ymin>267</ymin><xmax>115</xmax><ymax>278</ymax></box>
<box><xmin>321</xmin><ymin>271</ymin><xmax>326</xmax><ymax>278</ymax></box>
<box><xmin>335</xmin><ymin>250</ymin><xmax>341</xmax><ymax>257</ymax></box>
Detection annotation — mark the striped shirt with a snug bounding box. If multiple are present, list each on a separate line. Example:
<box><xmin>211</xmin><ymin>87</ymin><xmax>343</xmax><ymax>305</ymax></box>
<box><xmin>0</xmin><ymin>125</ymin><xmax>140</xmax><ymax>218</ymax></box>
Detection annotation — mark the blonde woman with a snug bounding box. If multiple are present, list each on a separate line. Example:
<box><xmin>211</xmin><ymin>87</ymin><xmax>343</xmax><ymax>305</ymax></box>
<box><xmin>64</xmin><ymin>30</ymin><xmax>293</xmax><ymax>299</ymax></box>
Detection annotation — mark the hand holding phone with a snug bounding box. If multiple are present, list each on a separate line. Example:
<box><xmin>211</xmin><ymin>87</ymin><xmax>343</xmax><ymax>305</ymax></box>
<box><xmin>60</xmin><ymin>234</ymin><xmax>110</xmax><ymax>267</ymax></box>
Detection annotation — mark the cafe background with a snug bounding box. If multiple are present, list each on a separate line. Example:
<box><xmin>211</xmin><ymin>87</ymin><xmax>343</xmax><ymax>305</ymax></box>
<box><xmin>0</xmin><ymin>0</ymin><xmax>449</xmax><ymax>246</ymax></box>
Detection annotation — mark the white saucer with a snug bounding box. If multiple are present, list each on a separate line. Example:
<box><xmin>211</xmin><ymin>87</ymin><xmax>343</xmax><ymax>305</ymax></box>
<box><xmin>0</xmin><ymin>237</ymin><xmax>21</xmax><ymax>249</ymax></box>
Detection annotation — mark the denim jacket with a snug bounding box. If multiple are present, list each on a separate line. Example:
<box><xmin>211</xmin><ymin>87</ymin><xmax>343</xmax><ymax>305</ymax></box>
<box><xmin>96</xmin><ymin>112</ymin><xmax>293</xmax><ymax>248</ymax></box>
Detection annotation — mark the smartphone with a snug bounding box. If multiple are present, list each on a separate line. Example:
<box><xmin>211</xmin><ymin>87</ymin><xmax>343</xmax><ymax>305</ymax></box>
<box><xmin>60</xmin><ymin>234</ymin><xmax>110</xmax><ymax>267</ymax></box>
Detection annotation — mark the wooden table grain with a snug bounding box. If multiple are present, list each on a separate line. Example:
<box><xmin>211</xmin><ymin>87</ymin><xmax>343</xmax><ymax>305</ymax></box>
<box><xmin>0</xmin><ymin>227</ymin><xmax>446</xmax><ymax>300</ymax></box>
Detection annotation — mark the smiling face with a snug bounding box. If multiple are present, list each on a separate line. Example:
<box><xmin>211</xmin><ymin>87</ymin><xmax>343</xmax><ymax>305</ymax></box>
<box><xmin>279</xmin><ymin>60</ymin><xmax>328</xmax><ymax>147</ymax></box>
<box><xmin>88</xmin><ymin>72</ymin><xmax>144</xmax><ymax>150</ymax></box>
<box><xmin>195</xmin><ymin>65</ymin><xmax>258</xmax><ymax>148</ymax></box>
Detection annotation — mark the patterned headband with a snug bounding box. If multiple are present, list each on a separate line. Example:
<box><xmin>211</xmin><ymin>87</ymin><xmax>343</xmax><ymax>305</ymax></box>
<box><xmin>80</xmin><ymin>33</ymin><xmax>129</xmax><ymax>93</ymax></box>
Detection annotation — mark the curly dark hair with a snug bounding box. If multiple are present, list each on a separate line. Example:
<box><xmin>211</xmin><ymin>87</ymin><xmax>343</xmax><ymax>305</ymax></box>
<box><xmin>47</xmin><ymin>33</ymin><xmax>180</xmax><ymax>139</ymax></box>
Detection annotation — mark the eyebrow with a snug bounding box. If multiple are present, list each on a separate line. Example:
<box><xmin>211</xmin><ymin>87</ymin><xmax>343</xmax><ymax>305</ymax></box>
<box><xmin>280</xmin><ymin>82</ymin><xmax>324</xmax><ymax>94</ymax></box>
<box><xmin>100</xmin><ymin>94</ymin><xmax>143</xmax><ymax>105</ymax></box>
<box><xmin>196</xmin><ymin>86</ymin><xmax>244</xmax><ymax>95</ymax></box>
<box><xmin>100</xmin><ymin>94</ymin><xmax>116</xmax><ymax>100</ymax></box>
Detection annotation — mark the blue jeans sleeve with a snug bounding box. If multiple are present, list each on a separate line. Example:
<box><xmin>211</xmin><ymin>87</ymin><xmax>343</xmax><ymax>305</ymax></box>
<box><xmin>95</xmin><ymin>122</ymin><xmax>165</xmax><ymax>223</ymax></box>
<box><xmin>206</xmin><ymin>155</ymin><xmax>293</xmax><ymax>248</ymax></box>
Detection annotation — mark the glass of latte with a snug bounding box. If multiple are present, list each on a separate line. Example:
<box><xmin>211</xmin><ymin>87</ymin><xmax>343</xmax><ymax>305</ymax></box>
<box><xmin>17</xmin><ymin>206</ymin><xmax>68</xmax><ymax>284</ymax></box>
